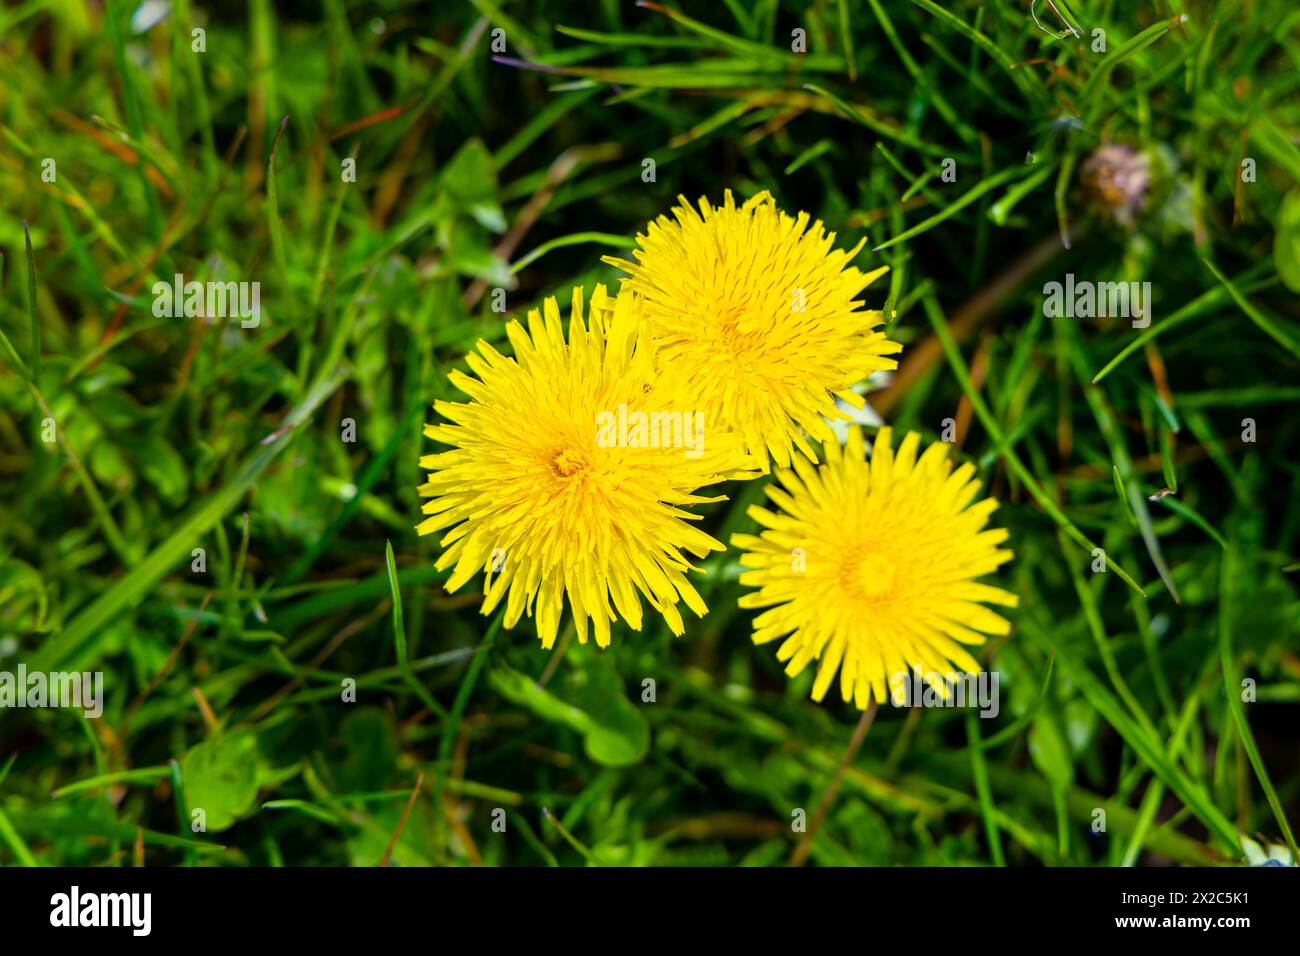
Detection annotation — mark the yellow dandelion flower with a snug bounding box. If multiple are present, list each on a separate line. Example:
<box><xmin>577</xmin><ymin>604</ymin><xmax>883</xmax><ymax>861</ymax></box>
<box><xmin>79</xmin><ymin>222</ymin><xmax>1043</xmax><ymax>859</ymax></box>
<box><xmin>417</xmin><ymin>284</ymin><xmax>747</xmax><ymax>650</ymax></box>
<box><xmin>604</xmin><ymin>190</ymin><xmax>901</xmax><ymax>471</ymax></box>
<box><xmin>731</xmin><ymin>426</ymin><xmax>1017</xmax><ymax>709</ymax></box>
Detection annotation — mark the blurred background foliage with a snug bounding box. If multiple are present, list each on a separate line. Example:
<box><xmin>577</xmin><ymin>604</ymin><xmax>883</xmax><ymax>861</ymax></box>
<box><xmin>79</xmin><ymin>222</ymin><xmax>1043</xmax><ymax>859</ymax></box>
<box><xmin>0</xmin><ymin>0</ymin><xmax>1298</xmax><ymax>866</ymax></box>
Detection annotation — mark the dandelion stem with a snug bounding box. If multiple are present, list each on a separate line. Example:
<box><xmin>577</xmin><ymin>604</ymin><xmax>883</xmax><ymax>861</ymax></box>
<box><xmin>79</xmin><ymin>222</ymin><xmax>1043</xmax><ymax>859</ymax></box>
<box><xmin>790</xmin><ymin>703</ymin><xmax>878</xmax><ymax>866</ymax></box>
<box><xmin>379</xmin><ymin>771</ymin><xmax>425</xmax><ymax>868</ymax></box>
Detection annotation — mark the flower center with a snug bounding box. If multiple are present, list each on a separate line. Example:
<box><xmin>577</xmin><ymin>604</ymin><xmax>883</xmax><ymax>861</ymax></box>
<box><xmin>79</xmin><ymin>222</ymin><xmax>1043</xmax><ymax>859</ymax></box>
<box><xmin>714</xmin><ymin>302</ymin><xmax>768</xmax><ymax>376</ymax></box>
<box><xmin>551</xmin><ymin>448</ymin><xmax>587</xmax><ymax>478</ymax></box>
<box><xmin>856</xmin><ymin>552</ymin><xmax>896</xmax><ymax>599</ymax></box>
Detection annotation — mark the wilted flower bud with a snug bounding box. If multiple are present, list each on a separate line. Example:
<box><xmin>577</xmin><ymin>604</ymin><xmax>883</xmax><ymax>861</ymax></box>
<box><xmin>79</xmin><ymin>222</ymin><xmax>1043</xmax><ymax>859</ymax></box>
<box><xmin>1081</xmin><ymin>144</ymin><xmax>1150</xmax><ymax>227</ymax></box>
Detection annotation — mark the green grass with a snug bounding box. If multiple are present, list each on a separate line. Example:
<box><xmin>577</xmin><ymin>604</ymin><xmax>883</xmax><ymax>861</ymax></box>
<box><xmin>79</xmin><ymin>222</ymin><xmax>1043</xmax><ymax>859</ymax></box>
<box><xmin>1</xmin><ymin>0</ymin><xmax>1298</xmax><ymax>867</ymax></box>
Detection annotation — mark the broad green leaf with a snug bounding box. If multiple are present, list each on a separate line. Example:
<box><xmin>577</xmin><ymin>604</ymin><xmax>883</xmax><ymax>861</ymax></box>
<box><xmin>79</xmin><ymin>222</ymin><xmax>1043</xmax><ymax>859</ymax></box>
<box><xmin>563</xmin><ymin>645</ymin><xmax>651</xmax><ymax>767</ymax></box>
<box><xmin>180</xmin><ymin>732</ymin><xmax>260</xmax><ymax>833</ymax></box>
<box><xmin>127</xmin><ymin>433</ymin><xmax>189</xmax><ymax>504</ymax></box>
<box><xmin>489</xmin><ymin>648</ymin><xmax>649</xmax><ymax>768</ymax></box>
<box><xmin>1275</xmin><ymin>189</ymin><xmax>1300</xmax><ymax>292</ymax></box>
<box><xmin>1028</xmin><ymin>714</ymin><xmax>1074</xmax><ymax>788</ymax></box>
<box><xmin>440</xmin><ymin>138</ymin><xmax>505</xmax><ymax>233</ymax></box>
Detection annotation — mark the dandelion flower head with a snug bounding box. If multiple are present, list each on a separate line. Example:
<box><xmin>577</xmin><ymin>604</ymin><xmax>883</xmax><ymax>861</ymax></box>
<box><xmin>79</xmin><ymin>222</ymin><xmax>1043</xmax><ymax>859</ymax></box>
<box><xmin>731</xmin><ymin>426</ymin><xmax>1017</xmax><ymax>708</ymax></box>
<box><xmin>418</xmin><ymin>285</ymin><xmax>748</xmax><ymax>649</ymax></box>
<box><xmin>606</xmin><ymin>190</ymin><xmax>901</xmax><ymax>471</ymax></box>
